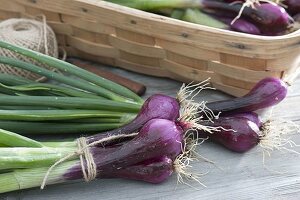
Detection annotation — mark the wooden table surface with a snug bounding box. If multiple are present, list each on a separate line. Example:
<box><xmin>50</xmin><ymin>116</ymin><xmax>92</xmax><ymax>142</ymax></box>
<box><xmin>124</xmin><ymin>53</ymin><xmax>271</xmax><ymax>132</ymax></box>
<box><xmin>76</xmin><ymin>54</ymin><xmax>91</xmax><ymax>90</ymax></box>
<box><xmin>1</xmin><ymin>59</ymin><xmax>300</xmax><ymax>200</ymax></box>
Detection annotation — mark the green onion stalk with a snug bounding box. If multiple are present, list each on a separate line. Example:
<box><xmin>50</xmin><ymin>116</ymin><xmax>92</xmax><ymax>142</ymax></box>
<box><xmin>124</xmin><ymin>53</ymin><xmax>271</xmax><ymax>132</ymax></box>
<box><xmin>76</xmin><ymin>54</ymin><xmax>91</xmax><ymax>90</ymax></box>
<box><xmin>105</xmin><ymin>1</ymin><xmax>229</xmax><ymax>31</ymax></box>
<box><xmin>0</xmin><ymin>41</ymin><xmax>188</xmax><ymax>139</ymax></box>
<box><xmin>0</xmin><ymin>41</ymin><xmax>143</xmax><ymax>103</ymax></box>
<box><xmin>0</xmin><ymin>41</ymin><xmax>146</xmax><ymax>135</ymax></box>
<box><xmin>0</xmin><ymin>128</ymin><xmax>88</xmax><ymax>193</ymax></box>
<box><xmin>105</xmin><ymin>0</ymin><xmax>201</xmax><ymax>10</ymax></box>
<box><xmin>182</xmin><ymin>9</ymin><xmax>228</xmax><ymax>29</ymax></box>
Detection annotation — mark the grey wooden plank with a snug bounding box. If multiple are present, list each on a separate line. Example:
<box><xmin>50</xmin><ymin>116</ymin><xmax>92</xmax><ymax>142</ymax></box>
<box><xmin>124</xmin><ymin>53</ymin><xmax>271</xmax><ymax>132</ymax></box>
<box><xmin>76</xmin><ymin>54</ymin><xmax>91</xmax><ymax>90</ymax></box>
<box><xmin>1</xmin><ymin>59</ymin><xmax>300</xmax><ymax>200</ymax></box>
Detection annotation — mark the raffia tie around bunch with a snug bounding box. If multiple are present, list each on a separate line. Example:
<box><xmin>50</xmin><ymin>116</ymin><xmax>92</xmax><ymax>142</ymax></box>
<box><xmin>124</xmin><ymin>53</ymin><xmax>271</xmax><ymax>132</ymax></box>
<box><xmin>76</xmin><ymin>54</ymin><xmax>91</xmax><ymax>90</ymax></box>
<box><xmin>41</xmin><ymin>133</ymin><xmax>138</xmax><ymax>189</ymax></box>
<box><xmin>0</xmin><ymin>17</ymin><xmax>58</xmax><ymax>80</ymax></box>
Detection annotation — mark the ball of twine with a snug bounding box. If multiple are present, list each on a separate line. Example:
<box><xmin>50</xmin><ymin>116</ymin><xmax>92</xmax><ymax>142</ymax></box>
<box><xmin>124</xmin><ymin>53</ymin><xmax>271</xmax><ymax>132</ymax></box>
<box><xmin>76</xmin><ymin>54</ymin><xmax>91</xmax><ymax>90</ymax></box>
<box><xmin>0</xmin><ymin>17</ymin><xmax>58</xmax><ymax>80</ymax></box>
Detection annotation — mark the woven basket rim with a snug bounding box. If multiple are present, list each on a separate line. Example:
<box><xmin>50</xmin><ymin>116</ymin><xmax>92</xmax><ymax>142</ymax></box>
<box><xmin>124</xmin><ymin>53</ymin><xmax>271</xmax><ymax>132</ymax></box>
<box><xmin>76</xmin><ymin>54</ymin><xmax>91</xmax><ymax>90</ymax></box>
<box><xmin>5</xmin><ymin>0</ymin><xmax>299</xmax><ymax>58</ymax></box>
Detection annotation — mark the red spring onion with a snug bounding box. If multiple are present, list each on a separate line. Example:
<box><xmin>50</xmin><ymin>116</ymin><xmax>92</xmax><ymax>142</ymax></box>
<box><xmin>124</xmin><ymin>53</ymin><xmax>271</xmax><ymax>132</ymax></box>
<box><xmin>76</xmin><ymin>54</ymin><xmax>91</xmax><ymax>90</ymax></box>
<box><xmin>88</xmin><ymin>79</ymin><xmax>217</xmax><ymax>146</ymax></box>
<box><xmin>201</xmin><ymin>0</ymin><xmax>291</xmax><ymax>35</ymax></box>
<box><xmin>87</xmin><ymin>94</ymin><xmax>180</xmax><ymax>144</ymax></box>
<box><xmin>206</xmin><ymin>77</ymin><xmax>288</xmax><ymax>114</ymax></box>
<box><xmin>1</xmin><ymin>118</ymin><xmax>197</xmax><ymax>193</ymax></box>
<box><xmin>65</xmin><ymin>116</ymin><xmax>184</xmax><ymax>181</ymax></box>
<box><xmin>100</xmin><ymin>156</ymin><xmax>174</xmax><ymax>184</ymax></box>
<box><xmin>182</xmin><ymin>8</ymin><xmax>262</xmax><ymax>35</ymax></box>
<box><xmin>200</xmin><ymin>116</ymin><xmax>260</xmax><ymax>152</ymax></box>
<box><xmin>198</xmin><ymin>111</ymin><xmax>299</xmax><ymax>154</ymax></box>
<box><xmin>218</xmin><ymin>17</ymin><xmax>262</xmax><ymax>35</ymax></box>
<box><xmin>223</xmin><ymin>111</ymin><xmax>262</xmax><ymax>127</ymax></box>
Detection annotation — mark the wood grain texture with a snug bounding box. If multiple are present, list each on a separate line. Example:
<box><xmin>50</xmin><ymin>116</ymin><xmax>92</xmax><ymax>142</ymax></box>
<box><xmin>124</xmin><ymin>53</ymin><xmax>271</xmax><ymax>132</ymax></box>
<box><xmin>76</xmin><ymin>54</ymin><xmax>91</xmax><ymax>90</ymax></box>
<box><xmin>0</xmin><ymin>0</ymin><xmax>300</xmax><ymax>96</ymax></box>
<box><xmin>69</xmin><ymin>59</ymin><xmax>146</xmax><ymax>95</ymax></box>
<box><xmin>1</xmin><ymin>59</ymin><xmax>300</xmax><ymax>200</ymax></box>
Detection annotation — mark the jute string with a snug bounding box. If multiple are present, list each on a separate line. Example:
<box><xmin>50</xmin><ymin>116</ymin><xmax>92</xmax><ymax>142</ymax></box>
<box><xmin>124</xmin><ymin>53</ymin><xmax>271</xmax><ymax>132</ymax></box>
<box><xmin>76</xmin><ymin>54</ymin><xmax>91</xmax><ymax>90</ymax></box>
<box><xmin>41</xmin><ymin>133</ymin><xmax>138</xmax><ymax>189</ymax></box>
<box><xmin>0</xmin><ymin>17</ymin><xmax>58</xmax><ymax>80</ymax></box>
<box><xmin>77</xmin><ymin>137</ymin><xmax>97</xmax><ymax>182</ymax></box>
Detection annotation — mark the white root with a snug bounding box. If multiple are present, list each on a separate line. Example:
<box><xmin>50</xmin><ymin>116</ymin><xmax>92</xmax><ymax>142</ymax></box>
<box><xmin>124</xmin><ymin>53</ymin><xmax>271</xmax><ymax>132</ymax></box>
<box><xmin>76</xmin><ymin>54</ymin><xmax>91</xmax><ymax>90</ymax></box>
<box><xmin>179</xmin><ymin>102</ymin><xmax>222</xmax><ymax>134</ymax></box>
<box><xmin>173</xmin><ymin>131</ymin><xmax>208</xmax><ymax>188</ymax></box>
<box><xmin>259</xmin><ymin>119</ymin><xmax>300</xmax><ymax>152</ymax></box>
<box><xmin>259</xmin><ymin>118</ymin><xmax>300</xmax><ymax>172</ymax></box>
<box><xmin>174</xmin><ymin>79</ymin><xmax>225</xmax><ymax>186</ymax></box>
<box><xmin>177</xmin><ymin>79</ymin><xmax>221</xmax><ymax>132</ymax></box>
<box><xmin>177</xmin><ymin>79</ymin><xmax>214</xmax><ymax>104</ymax></box>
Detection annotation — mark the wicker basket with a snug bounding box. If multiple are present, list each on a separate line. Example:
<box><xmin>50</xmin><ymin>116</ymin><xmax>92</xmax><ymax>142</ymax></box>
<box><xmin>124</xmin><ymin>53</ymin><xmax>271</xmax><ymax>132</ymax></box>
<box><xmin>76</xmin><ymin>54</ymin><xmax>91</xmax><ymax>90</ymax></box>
<box><xmin>0</xmin><ymin>0</ymin><xmax>300</xmax><ymax>96</ymax></box>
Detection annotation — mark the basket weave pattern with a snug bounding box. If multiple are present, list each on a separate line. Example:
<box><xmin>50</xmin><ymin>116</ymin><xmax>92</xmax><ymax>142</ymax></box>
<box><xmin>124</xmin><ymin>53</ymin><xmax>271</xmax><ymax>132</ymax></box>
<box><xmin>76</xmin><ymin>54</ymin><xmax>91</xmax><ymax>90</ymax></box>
<box><xmin>0</xmin><ymin>0</ymin><xmax>300</xmax><ymax>96</ymax></box>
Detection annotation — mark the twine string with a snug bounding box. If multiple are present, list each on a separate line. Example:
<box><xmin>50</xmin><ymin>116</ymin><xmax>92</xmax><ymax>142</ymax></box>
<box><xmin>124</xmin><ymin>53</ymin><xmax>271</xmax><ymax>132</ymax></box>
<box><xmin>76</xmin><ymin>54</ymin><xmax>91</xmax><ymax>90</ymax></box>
<box><xmin>0</xmin><ymin>18</ymin><xmax>58</xmax><ymax>80</ymax></box>
<box><xmin>77</xmin><ymin>137</ymin><xmax>97</xmax><ymax>182</ymax></box>
<box><xmin>41</xmin><ymin>133</ymin><xmax>138</xmax><ymax>189</ymax></box>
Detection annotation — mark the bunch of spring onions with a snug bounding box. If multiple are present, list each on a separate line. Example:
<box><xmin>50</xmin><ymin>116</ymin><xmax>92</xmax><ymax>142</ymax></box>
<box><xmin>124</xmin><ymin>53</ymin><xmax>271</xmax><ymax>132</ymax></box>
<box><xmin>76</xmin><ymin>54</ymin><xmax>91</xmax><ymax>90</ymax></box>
<box><xmin>0</xmin><ymin>41</ymin><xmax>298</xmax><ymax>194</ymax></box>
<box><xmin>0</xmin><ymin>40</ymin><xmax>211</xmax><ymax>192</ymax></box>
<box><xmin>106</xmin><ymin>0</ymin><xmax>299</xmax><ymax>36</ymax></box>
<box><xmin>0</xmin><ymin>40</ymin><xmax>146</xmax><ymax>135</ymax></box>
<box><xmin>0</xmin><ymin>40</ymin><xmax>295</xmax><ymax>152</ymax></box>
<box><xmin>0</xmin><ymin>40</ymin><xmax>197</xmax><ymax>193</ymax></box>
<box><xmin>0</xmin><ymin>117</ymin><xmax>195</xmax><ymax>193</ymax></box>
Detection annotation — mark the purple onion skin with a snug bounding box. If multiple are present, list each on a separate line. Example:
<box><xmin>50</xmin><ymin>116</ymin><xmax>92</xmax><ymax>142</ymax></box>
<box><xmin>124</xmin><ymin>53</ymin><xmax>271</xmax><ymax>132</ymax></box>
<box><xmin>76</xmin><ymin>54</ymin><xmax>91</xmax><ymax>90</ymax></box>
<box><xmin>101</xmin><ymin>156</ymin><xmax>173</xmax><ymax>184</ymax></box>
<box><xmin>283</xmin><ymin>0</ymin><xmax>300</xmax><ymax>15</ymax></box>
<box><xmin>219</xmin><ymin>17</ymin><xmax>261</xmax><ymax>35</ymax></box>
<box><xmin>87</xmin><ymin>94</ymin><xmax>180</xmax><ymax>144</ymax></box>
<box><xmin>223</xmin><ymin>112</ymin><xmax>262</xmax><ymax>128</ymax></box>
<box><xmin>202</xmin><ymin>1</ymin><xmax>291</xmax><ymax>35</ymax></box>
<box><xmin>207</xmin><ymin>77</ymin><xmax>288</xmax><ymax>114</ymax></box>
<box><xmin>201</xmin><ymin>117</ymin><xmax>260</xmax><ymax>153</ymax></box>
<box><xmin>207</xmin><ymin>11</ymin><xmax>261</xmax><ymax>34</ymax></box>
<box><xmin>65</xmin><ymin>119</ymin><xmax>183</xmax><ymax>181</ymax></box>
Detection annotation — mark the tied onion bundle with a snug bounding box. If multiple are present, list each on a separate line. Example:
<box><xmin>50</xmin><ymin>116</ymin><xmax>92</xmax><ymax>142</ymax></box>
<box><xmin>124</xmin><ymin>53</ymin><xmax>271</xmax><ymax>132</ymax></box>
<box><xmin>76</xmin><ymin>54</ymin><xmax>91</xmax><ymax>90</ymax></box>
<box><xmin>0</xmin><ymin>41</ymin><xmax>298</xmax><ymax>194</ymax></box>
<box><xmin>0</xmin><ymin>41</ymin><xmax>217</xmax><ymax>193</ymax></box>
<box><xmin>0</xmin><ymin>118</ymin><xmax>194</xmax><ymax>193</ymax></box>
